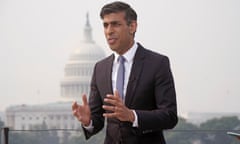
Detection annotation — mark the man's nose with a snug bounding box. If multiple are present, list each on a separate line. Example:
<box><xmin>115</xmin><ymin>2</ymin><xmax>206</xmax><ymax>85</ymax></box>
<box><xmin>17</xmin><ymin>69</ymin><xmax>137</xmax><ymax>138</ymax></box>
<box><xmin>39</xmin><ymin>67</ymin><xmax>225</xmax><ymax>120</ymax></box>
<box><xmin>105</xmin><ymin>25</ymin><xmax>114</xmax><ymax>35</ymax></box>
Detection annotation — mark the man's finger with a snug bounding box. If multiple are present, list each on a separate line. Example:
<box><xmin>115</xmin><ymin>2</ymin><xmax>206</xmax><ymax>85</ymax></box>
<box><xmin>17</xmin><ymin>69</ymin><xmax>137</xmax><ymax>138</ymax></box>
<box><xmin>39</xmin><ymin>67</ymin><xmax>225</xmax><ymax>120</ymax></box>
<box><xmin>82</xmin><ymin>94</ymin><xmax>88</xmax><ymax>106</ymax></box>
<box><xmin>73</xmin><ymin>110</ymin><xmax>77</xmax><ymax>115</ymax></box>
<box><xmin>72</xmin><ymin>101</ymin><xmax>78</xmax><ymax>110</ymax></box>
<box><xmin>104</xmin><ymin>97</ymin><xmax>118</xmax><ymax>106</ymax></box>
<box><xmin>103</xmin><ymin>112</ymin><xmax>116</xmax><ymax>118</ymax></box>
<box><xmin>114</xmin><ymin>90</ymin><xmax>120</xmax><ymax>98</ymax></box>
<box><xmin>102</xmin><ymin>105</ymin><xmax>115</xmax><ymax>112</ymax></box>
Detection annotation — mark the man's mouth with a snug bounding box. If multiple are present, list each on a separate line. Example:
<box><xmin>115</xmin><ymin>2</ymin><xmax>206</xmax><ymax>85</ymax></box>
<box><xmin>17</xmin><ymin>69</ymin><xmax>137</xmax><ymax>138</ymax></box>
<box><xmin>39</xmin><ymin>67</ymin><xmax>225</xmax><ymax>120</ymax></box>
<box><xmin>108</xmin><ymin>38</ymin><xmax>117</xmax><ymax>45</ymax></box>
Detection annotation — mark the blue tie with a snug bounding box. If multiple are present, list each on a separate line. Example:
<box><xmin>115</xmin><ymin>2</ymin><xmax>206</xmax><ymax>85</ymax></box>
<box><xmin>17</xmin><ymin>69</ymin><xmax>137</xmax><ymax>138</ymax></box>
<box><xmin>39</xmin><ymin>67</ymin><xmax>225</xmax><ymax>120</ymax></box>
<box><xmin>116</xmin><ymin>56</ymin><xmax>125</xmax><ymax>99</ymax></box>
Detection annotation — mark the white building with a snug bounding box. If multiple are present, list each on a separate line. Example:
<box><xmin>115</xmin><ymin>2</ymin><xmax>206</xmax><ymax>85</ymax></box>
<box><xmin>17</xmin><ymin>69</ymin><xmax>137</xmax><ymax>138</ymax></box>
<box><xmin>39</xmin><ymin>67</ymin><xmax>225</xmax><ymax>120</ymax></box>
<box><xmin>6</xmin><ymin>102</ymin><xmax>78</xmax><ymax>130</ymax></box>
<box><xmin>5</xmin><ymin>13</ymin><xmax>106</xmax><ymax>131</ymax></box>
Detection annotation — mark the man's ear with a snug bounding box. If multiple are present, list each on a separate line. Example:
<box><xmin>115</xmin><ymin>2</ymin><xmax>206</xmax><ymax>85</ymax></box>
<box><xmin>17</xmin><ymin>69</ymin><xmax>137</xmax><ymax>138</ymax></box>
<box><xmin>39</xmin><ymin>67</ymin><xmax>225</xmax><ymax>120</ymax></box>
<box><xmin>129</xmin><ymin>20</ymin><xmax>137</xmax><ymax>35</ymax></box>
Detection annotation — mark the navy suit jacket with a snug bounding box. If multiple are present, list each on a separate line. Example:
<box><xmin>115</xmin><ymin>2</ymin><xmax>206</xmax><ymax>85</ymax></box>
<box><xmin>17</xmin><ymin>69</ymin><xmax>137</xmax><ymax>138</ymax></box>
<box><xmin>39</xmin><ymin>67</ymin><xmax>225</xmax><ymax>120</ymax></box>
<box><xmin>83</xmin><ymin>43</ymin><xmax>178</xmax><ymax>144</ymax></box>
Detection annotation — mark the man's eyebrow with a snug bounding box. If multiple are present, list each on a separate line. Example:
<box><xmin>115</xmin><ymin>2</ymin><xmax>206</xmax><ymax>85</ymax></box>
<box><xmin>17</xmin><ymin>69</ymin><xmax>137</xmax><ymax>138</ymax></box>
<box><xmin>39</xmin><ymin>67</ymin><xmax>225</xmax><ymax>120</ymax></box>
<box><xmin>103</xmin><ymin>20</ymin><xmax>121</xmax><ymax>25</ymax></box>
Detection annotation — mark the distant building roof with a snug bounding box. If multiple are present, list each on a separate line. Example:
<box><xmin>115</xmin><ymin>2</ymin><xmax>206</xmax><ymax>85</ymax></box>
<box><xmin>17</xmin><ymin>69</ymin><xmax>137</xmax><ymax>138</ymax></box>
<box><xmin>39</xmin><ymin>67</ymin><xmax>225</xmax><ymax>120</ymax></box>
<box><xmin>6</xmin><ymin>102</ymin><xmax>72</xmax><ymax>113</ymax></box>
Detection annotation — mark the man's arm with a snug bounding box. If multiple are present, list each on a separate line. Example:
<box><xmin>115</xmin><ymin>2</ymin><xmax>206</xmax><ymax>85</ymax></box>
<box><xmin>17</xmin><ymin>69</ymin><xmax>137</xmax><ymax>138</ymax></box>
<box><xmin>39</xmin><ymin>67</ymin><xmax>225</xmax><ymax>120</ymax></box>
<box><xmin>135</xmin><ymin>55</ymin><xmax>178</xmax><ymax>133</ymax></box>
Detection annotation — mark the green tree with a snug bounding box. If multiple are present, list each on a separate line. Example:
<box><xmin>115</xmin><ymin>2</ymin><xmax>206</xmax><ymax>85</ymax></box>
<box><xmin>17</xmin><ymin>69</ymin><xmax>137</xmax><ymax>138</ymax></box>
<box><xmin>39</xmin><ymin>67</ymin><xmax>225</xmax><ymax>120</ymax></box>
<box><xmin>200</xmin><ymin>116</ymin><xmax>240</xmax><ymax>144</ymax></box>
<box><xmin>165</xmin><ymin>117</ymin><xmax>200</xmax><ymax>144</ymax></box>
<box><xmin>9</xmin><ymin>121</ymin><xmax>59</xmax><ymax>144</ymax></box>
<box><xmin>69</xmin><ymin>127</ymin><xmax>105</xmax><ymax>144</ymax></box>
<box><xmin>165</xmin><ymin>116</ymin><xmax>240</xmax><ymax>144</ymax></box>
<box><xmin>33</xmin><ymin>121</ymin><xmax>59</xmax><ymax>144</ymax></box>
<box><xmin>9</xmin><ymin>132</ymin><xmax>36</xmax><ymax>144</ymax></box>
<box><xmin>0</xmin><ymin>119</ymin><xmax>4</xmax><ymax>127</ymax></box>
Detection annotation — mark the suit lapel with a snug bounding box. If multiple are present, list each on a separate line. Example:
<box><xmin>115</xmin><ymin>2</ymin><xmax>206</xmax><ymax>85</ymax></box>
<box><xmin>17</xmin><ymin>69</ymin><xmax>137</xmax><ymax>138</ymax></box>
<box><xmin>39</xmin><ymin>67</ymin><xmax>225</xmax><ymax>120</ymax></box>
<box><xmin>125</xmin><ymin>44</ymin><xmax>145</xmax><ymax>107</ymax></box>
<box><xmin>105</xmin><ymin>54</ymin><xmax>114</xmax><ymax>95</ymax></box>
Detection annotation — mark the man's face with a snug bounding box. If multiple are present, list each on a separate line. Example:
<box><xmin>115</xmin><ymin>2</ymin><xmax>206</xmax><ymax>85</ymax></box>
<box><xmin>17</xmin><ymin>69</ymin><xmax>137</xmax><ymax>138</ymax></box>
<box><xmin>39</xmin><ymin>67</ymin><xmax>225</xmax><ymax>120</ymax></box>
<box><xmin>102</xmin><ymin>12</ymin><xmax>137</xmax><ymax>55</ymax></box>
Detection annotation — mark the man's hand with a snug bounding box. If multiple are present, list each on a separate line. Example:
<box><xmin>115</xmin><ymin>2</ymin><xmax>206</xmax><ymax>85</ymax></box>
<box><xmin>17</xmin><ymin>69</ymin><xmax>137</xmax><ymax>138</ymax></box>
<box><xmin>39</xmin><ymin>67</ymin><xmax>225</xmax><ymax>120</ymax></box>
<box><xmin>72</xmin><ymin>94</ymin><xmax>91</xmax><ymax>126</ymax></box>
<box><xmin>102</xmin><ymin>90</ymin><xmax>135</xmax><ymax>122</ymax></box>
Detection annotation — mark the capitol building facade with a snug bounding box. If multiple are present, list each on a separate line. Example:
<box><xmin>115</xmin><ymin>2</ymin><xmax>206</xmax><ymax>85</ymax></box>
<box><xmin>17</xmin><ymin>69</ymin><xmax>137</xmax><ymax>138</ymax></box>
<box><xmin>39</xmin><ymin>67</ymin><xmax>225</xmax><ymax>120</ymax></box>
<box><xmin>5</xmin><ymin>14</ymin><xmax>106</xmax><ymax>131</ymax></box>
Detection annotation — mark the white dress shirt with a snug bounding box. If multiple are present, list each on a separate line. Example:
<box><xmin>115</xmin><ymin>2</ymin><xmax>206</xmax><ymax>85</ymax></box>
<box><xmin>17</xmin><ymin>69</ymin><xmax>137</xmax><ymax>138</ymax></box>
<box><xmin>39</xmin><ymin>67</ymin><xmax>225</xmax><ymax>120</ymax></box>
<box><xmin>112</xmin><ymin>41</ymin><xmax>138</xmax><ymax>100</ymax></box>
<box><xmin>112</xmin><ymin>42</ymin><xmax>138</xmax><ymax>127</ymax></box>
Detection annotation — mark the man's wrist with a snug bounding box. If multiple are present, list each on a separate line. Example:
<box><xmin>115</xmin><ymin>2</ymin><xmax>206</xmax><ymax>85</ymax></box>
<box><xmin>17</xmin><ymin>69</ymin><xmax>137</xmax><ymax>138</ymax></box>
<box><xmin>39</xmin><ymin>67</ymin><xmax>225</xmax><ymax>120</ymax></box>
<box><xmin>129</xmin><ymin>110</ymin><xmax>135</xmax><ymax>123</ymax></box>
<box><xmin>82</xmin><ymin>120</ymin><xmax>94</xmax><ymax>131</ymax></box>
<box><xmin>131</xmin><ymin>110</ymin><xmax>138</xmax><ymax>127</ymax></box>
<box><xmin>83</xmin><ymin>120</ymin><xmax>91</xmax><ymax>127</ymax></box>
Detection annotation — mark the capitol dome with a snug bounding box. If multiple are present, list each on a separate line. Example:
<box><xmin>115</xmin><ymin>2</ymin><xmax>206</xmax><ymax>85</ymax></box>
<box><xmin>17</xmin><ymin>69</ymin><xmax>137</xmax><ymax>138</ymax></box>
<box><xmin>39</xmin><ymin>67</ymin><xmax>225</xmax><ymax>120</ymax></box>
<box><xmin>69</xmin><ymin>42</ymin><xmax>105</xmax><ymax>62</ymax></box>
<box><xmin>60</xmin><ymin>13</ymin><xmax>106</xmax><ymax>99</ymax></box>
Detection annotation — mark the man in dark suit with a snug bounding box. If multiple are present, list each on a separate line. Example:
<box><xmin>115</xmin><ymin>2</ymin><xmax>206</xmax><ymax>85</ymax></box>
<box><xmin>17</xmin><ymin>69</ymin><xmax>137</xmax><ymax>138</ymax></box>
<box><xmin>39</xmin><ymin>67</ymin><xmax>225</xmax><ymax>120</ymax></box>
<box><xmin>72</xmin><ymin>1</ymin><xmax>178</xmax><ymax>144</ymax></box>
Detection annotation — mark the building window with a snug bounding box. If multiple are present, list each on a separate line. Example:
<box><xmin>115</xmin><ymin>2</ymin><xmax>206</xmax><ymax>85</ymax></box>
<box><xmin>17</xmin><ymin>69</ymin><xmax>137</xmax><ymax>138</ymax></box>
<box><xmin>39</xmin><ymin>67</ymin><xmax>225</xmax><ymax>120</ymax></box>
<box><xmin>57</xmin><ymin>115</ymin><xmax>61</xmax><ymax>120</ymax></box>
<box><xmin>22</xmin><ymin>125</ymin><xmax>25</xmax><ymax>130</ymax></box>
<box><xmin>64</xmin><ymin>124</ymin><xmax>68</xmax><ymax>129</ymax></box>
<box><xmin>56</xmin><ymin>124</ymin><xmax>60</xmax><ymax>129</ymax></box>
<box><xmin>22</xmin><ymin>117</ymin><xmax>25</xmax><ymax>120</ymax></box>
<box><xmin>77</xmin><ymin>85</ymin><xmax>80</xmax><ymax>93</ymax></box>
<box><xmin>49</xmin><ymin>115</ymin><xmax>54</xmax><ymax>120</ymax></box>
<box><xmin>29</xmin><ymin>124</ymin><xmax>33</xmax><ymax>130</ymax></box>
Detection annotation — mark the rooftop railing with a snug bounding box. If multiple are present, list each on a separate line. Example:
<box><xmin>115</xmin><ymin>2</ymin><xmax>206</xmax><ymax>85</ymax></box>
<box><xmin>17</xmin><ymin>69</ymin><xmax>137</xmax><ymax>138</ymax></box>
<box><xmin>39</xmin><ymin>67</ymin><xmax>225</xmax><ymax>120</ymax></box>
<box><xmin>1</xmin><ymin>127</ymin><xmax>240</xmax><ymax>144</ymax></box>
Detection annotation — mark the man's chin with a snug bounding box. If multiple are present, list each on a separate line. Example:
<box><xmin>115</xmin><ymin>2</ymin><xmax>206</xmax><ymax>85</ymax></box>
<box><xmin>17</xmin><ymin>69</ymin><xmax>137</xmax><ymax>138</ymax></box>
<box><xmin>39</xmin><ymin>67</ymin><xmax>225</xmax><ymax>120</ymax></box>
<box><xmin>109</xmin><ymin>45</ymin><xmax>118</xmax><ymax>51</ymax></box>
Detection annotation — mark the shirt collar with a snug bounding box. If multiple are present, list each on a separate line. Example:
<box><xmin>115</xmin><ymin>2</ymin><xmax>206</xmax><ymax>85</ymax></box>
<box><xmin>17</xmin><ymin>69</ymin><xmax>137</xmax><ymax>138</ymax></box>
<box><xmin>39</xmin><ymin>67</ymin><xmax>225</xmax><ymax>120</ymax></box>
<box><xmin>114</xmin><ymin>41</ymin><xmax>138</xmax><ymax>63</ymax></box>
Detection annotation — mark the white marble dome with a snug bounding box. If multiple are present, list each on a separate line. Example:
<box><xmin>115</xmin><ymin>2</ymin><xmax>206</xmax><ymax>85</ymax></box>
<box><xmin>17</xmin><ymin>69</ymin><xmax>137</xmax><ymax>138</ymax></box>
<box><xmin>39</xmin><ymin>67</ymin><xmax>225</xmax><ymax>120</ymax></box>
<box><xmin>69</xmin><ymin>42</ymin><xmax>105</xmax><ymax>62</ymax></box>
<box><xmin>60</xmin><ymin>13</ymin><xmax>106</xmax><ymax>99</ymax></box>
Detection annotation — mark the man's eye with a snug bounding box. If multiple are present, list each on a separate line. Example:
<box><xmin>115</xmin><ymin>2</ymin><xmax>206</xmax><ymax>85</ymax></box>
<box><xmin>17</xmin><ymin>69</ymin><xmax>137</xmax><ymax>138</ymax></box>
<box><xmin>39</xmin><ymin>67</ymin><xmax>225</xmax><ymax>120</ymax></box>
<box><xmin>103</xmin><ymin>23</ymin><xmax>108</xmax><ymax>28</ymax></box>
<box><xmin>103</xmin><ymin>22</ymin><xmax>121</xmax><ymax>28</ymax></box>
<box><xmin>113</xmin><ymin>23</ymin><xmax>121</xmax><ymax>27</ymax></box>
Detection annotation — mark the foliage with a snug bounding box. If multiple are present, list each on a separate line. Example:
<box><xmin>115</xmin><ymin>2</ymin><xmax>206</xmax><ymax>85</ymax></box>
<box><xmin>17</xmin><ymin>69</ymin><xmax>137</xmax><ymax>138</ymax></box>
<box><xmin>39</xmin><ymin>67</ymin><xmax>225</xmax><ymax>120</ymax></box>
<box><xmin>0</xmin><ymin>119</ymin><xmax>4</xmax><ymax>127</ymax></box>
<box><xmin>165</xmin><ymin>117</ymin><xmax>200</xmax><ymax>144</ymax></box>
<box><xmin>200</xmin><ymin>116</ymin><xmax>240</xmax><ymax>130</ymax></box>
<box><xmin>199</xmin><ymin>116</ymin><xmax>240</xmax><ymax>144</ymax></box>
<box><xmin>9</xmin><ymin>121</ymin><xmax>59</xmax><ymax>144</ymax></box>
<box><xmin>165</xmin><ymin>116</ymin><xmax>240</xmax><ymax>144</ymax></box>
<box><xmin>69</xmin><ymin>126</ymin><xmax>105</xmax><ymax>144</ymax></box>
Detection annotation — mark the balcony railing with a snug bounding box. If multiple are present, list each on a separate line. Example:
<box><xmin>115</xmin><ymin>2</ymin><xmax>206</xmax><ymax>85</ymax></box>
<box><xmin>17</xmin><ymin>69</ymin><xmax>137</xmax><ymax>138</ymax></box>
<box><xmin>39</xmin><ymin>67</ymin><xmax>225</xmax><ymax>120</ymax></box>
<box><xmin>1</xmin><ymin>127</ymin><xmax>240</xmax><ymax>144</ymax></box>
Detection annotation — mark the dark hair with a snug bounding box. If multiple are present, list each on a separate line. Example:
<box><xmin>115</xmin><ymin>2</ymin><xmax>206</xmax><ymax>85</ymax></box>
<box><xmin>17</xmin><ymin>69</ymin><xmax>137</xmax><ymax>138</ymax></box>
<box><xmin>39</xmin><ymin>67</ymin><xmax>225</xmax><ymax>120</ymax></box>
<box><xmin>100</xmin><ymin>1</ymin><xmax>137</xmax><ymax>25</ymax></box>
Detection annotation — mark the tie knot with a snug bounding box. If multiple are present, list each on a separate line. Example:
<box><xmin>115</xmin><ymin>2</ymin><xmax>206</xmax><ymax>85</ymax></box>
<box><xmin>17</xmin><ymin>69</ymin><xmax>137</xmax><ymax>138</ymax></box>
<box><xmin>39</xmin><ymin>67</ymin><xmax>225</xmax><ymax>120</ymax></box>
<box><xmin>118</xmin><ymin>56</ymin><xmax>125</xmax><ymax>63</ymax></box>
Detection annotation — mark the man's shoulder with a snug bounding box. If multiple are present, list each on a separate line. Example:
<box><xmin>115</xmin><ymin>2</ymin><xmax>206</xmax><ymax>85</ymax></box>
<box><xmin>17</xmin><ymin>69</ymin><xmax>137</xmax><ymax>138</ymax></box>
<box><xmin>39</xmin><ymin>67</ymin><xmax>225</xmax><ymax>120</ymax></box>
<box><xmin>95</xmin><ymin>54</ymin><xmax>114</xmax><ymax>66</ymax></box>
<box><xmin>137</xmin><ymin>43</ymin><xmax>169</xmax><ymax>61</ymax></box>
<box><xmin>138</xmin><ymin>44</ymin><xmax>172</xmax><ymax>69</ymax></box>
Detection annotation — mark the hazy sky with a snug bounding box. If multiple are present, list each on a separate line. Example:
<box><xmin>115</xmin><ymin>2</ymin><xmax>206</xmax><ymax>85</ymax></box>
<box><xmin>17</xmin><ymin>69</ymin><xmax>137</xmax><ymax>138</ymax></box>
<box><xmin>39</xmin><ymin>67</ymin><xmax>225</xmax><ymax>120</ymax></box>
<box><xmin>0</xmin><ymin>0</ymin><xmax>240</xmax><ymax>116</ymax></box>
